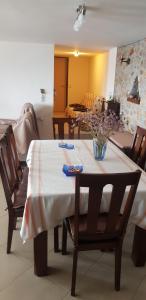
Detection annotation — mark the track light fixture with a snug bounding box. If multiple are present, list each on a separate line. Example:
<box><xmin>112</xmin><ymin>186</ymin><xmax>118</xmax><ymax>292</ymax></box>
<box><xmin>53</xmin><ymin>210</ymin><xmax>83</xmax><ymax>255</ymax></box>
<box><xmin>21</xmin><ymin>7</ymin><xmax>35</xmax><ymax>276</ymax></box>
<box><xmin>73</xmin><ymin>4</ymin><xmax>86</xmax><ymax>32</ymax></box>
<box><xmin>120</xmin><ymin>56</ymin><xmax>130</xmax><ymax>65</ymax></box>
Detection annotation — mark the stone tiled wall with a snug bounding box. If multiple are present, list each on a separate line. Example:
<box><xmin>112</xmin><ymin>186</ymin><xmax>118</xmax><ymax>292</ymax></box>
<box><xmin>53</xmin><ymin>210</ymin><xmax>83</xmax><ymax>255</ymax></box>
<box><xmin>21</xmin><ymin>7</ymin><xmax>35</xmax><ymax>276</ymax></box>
<box><xmin>114</xmin><ymin>38</ymin><xmax>146</xmax><ymax>133</ymax></box>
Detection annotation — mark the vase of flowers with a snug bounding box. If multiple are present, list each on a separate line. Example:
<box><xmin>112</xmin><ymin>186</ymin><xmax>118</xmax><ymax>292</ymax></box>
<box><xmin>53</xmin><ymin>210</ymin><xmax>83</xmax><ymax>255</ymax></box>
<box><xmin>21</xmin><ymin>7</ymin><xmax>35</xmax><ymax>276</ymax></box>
<box><xmin>76</xmin><ymin>110</ymin><xmax>123</xmax><ymax>160</ymax></box>
<box><xmin>93</xmin><ymin>139</ymin><xmax>107</xmax><ymax>160</ymax></box>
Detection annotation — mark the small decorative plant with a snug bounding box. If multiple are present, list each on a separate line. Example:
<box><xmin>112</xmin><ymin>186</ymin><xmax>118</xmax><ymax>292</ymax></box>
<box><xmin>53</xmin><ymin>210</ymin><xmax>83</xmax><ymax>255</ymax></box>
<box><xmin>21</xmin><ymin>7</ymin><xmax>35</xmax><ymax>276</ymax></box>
<box><xmin>77</xmin><ymin>110</ymin><xmax>123</xmax><ymax>143</ymax></box>
<box><xmin>76</xmin><ymin>110</ymin><xmax>123</xmax><ymax>160</ymax></box>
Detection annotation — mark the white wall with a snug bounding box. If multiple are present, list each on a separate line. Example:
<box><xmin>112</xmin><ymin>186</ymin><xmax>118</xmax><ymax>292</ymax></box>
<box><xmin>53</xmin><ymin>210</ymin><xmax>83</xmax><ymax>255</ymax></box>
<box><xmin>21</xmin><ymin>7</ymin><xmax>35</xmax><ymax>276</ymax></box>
<box><xmin>88</xmin><ymin>49</ymin><xmax>117</xmax><ymax>99</ymax></box>
<box><xmin>105</xmin><ymin>47</ymin><xmax>117</xmax><ymax>99</ymax></box>
<box><xmin>0</xmin><ymin>41</ymin><xmax>54</xmax><ymax>121</ymax></box>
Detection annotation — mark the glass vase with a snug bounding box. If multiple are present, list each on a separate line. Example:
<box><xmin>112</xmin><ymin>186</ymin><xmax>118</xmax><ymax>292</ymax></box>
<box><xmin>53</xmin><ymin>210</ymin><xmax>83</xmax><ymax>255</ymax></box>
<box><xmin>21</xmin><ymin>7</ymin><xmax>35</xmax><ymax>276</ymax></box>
<box><xmin>93</xmin><ymin>139</ymin><xmax>107</xmax><ymax>161</ymax></box>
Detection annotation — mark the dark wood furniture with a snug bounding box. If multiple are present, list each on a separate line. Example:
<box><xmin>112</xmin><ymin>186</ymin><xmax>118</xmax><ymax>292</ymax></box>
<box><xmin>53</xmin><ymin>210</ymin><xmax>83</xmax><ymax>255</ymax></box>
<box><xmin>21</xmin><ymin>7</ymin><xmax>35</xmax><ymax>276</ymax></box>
<box><xmin>132</xmin><ymin>225</ymin><xmax>146</xmax><ymax>266</ymax></box>
<box><xmin>62</xmin><ymin>171</ymin><xmax>141</xmax><ymax>296</ymax></box>
<box><xmin>129</xmin><ymin>126</ymin><xmax>146</xmax><ymax>170</ymax></box>
<box><xmin>0</xmin><ymin>128</ymin><xmax>28</xmax><ymax>253</ymax></box>
<box><xmin>1</xmin><ymin>125</ymin><xmax>27</xmax><ymax>177</ymax></box>
<box><xmin>53</xmin><ymin>117</ymin><xmax>80</xmax><ymax>140</ymax></box>
<box><xmin>109</xmin><ymin>126</ymin><xmax>146</xmax><ymax>170</ymax></box>
<box><xmin>107</xmin><ymin>100</ymin><xmax>120</xmax><ymax>117</ymax></box>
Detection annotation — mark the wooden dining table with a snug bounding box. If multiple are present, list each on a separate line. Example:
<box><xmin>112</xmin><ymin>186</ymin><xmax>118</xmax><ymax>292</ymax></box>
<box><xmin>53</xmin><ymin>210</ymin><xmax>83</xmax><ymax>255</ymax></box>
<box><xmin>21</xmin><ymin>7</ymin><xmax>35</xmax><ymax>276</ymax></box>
<box><xmin>20</xmin><ymin>139</ymin><xmax>146</xmax><ymax>276</ymax></box>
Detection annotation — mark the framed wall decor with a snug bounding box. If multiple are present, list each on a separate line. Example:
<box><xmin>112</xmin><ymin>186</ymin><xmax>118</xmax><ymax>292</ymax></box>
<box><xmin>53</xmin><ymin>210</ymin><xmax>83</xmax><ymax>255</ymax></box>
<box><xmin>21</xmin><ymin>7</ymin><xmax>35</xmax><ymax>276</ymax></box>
<box><xmin>127</xmin><ymin>76</ymin><xmax>140</xmax><ymax>104</ymax></box>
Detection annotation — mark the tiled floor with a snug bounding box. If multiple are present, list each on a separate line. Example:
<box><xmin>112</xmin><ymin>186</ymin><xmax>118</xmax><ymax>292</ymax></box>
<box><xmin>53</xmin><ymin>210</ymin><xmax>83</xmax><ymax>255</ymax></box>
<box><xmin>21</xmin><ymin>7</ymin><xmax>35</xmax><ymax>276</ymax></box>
<box><xmin>0</xmin><ymin>179</ymin><xmax>146</xmax><ymax>299</ymax></box>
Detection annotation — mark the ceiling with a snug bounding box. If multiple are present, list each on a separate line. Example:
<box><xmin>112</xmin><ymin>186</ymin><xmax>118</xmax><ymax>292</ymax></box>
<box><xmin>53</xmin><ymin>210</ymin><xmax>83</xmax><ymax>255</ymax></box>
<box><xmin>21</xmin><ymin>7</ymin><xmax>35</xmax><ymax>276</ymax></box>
<box><xmin>0</xmin><ymin>0</ymin><xmax>146</xmax><ymax>52</ymax></box>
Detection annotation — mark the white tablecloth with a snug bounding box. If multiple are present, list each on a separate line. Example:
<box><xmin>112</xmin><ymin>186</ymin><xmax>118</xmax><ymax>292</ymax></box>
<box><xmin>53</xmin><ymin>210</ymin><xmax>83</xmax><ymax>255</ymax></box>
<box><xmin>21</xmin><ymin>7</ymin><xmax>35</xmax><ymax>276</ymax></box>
<box><xmin>20</xmin><ymin>140</ymin><xmax>146</xmax><ymax>242</ymax></box>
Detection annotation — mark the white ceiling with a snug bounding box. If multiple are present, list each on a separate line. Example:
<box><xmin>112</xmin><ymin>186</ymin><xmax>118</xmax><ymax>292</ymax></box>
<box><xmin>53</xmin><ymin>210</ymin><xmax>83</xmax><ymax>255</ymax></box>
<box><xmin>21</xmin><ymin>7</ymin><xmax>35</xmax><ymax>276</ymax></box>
<box><xmin>0</xmin><ymin>0</ymin><xmax>146</xmax><ymax>52</ymax></box>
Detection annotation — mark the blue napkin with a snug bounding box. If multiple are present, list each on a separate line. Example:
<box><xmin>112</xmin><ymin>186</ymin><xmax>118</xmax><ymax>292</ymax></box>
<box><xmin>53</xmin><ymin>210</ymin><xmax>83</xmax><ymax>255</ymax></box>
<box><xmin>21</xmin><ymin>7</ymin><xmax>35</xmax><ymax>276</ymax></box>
<box><xmin>58</xmin><ymin>143</ymin><xmax>74</xmax><ymax>150</ymax></box>
<box><xmin>63</xmin><ymin>164</ymin><xmax>83</xmax><ymax>176</ymax></box>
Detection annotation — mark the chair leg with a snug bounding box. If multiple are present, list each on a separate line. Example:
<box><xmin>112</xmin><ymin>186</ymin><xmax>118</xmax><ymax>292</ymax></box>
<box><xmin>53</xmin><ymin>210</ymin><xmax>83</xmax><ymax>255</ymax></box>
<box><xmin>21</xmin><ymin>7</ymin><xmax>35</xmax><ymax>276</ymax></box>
<box><xmin>71</xmin><ymin>248</ymin><xmax>78</xmax><ymax>297</ymax></box>
<box><xmin>54</xmin><ymin>226</ymin><xmax>60</xmax><ymax>252</ymax></box>
<box><xmin>115</xmin><ymin>242</ymin><xmax>122</xmax><ymax>291</ymax></box>
<box><xmin>7</xmin><ymin>215</ymin><xmax>14</xmax><ymax>254</ymax></box>
<box><xmin>62</xmin><ymin>221</ymin><xmax>67</xmax><ymax>255</ymax></box>
<box><xmin>13</xmin><ymin>216</ymin><xmax>17</xmax><ymax>230</ymax></box>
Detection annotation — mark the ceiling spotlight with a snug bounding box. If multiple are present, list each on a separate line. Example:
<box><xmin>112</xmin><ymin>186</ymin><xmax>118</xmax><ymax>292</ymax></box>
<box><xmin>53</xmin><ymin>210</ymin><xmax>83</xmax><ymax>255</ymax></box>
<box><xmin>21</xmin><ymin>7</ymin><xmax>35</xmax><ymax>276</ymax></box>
<box><xmin>73</xmin><ymin>4</ymin><xmax>86</xmax><ymax>32</ymax></box>
<box><xmin>74</xmin><ymin>50</ymin><xmax>80</xmax><ymax>57</ymax></box>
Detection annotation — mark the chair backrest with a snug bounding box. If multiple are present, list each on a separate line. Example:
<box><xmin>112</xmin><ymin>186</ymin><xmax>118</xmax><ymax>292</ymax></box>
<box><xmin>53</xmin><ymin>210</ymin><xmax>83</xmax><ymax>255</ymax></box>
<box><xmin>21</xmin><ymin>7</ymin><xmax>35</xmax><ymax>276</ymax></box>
<box><xmin>20</xmin><ymin>102</ymin><xmax>39</xmax><ymax>138</ymax></box>
<box><xmin>0</xmin><ymin>125</ymin><xmax>22</xmax><ymax>180</ymax></box>
<box><xmin>53</xmin><ymin>117</ymin><xmax>80</xmax><ymax>139</ymax></box>
<box><xmin>130</xmin><ymin>126</ymin><xmax>146</xmax><ymax>169</ymax></box>
<box><xmin>74</xmin><ymin>171</ymin><xmax>141</xmax><ymax>243</ymax></box>
<box><xmin>0</xmin><ymin>134</ymin><xmax>18</xmax><ymax>209</ymax></box>
<box><xmin>6</xmin><ymin>125</ymin><xmax>23</xmax><ymax>179</ymax></box>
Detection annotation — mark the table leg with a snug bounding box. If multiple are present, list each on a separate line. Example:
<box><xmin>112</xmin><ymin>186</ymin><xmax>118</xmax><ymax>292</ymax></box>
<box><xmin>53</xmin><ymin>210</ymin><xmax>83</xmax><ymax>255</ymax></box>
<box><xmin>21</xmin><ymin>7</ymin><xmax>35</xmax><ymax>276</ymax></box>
<box><xmin>34</xmin><ymin>230</ymin><xmax>49</xmax><ymax>276</ymax></box>
<box><xmin>132</xmin><ymin>225</ymin><xmax>146</xmax><ymax>266</ymax></box>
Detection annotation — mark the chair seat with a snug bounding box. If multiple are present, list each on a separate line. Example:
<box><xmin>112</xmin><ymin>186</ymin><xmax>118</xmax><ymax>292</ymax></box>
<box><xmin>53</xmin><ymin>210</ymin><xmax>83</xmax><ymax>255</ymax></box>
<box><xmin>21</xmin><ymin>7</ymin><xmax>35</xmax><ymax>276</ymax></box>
<box><xmin>67</xmin><ymin>213</ymin><xmax>122</xmax><ymax>242</ymax></box>
<box><xmin>109</xmin><ymin>131</ymin><xmax>134</xmax><ymax>152</ymax></box>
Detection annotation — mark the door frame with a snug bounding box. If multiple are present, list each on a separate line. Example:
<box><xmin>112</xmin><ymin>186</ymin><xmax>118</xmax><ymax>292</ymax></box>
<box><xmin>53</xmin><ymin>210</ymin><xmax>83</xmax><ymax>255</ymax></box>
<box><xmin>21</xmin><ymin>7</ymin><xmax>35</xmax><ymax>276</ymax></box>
<box><xmin>54</xmin><ymin>56</ymin><xmax>69</xmax><ymax>110</ymax></box>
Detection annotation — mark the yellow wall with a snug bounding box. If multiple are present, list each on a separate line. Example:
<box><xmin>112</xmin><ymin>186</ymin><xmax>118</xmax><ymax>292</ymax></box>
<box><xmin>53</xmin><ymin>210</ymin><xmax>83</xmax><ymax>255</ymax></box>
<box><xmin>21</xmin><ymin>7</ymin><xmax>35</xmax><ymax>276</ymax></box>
<box><xmin>89</xmin><ymin>52</ymin><xmax>108</xmax><ymax>97</ymax></box>
<box><xmin>54</xmin><ymin>51</ymin><xmax>110</xmax><ymax>110</ymax></box>
<box><xmin>68</xmin><ymin>56</ymin><xmax>90</xmax><ymax>104</ymax></box>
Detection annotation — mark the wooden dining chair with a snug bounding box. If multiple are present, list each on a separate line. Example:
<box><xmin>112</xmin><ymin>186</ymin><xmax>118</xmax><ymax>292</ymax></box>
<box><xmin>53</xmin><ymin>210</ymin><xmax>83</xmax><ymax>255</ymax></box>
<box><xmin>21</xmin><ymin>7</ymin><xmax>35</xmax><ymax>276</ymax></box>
<box><xmin>53</xmin><ymin>116</ymin><xmax>80</xmax><ymax>252</ymax></box>
<box><xmin>53</xmin><ymin>117</ymin><xmax>80</xmax><ymax>139</ymax></box>
<box><xmin>0</xmin><ymin>125</ymin><xmax>21</xmax><ymax>179</ymax></box>
<box><xmin>1</xmin><ymin>125</ymin><xmax>28</xmax><ymax>178</ymax></box>
<box><xmin>62</xmin><ymin>171</ymin><xmax>141</xmax><ymax>296</ymax></box>
<box><xmin>7</xmin><ymin>124</ymin><xmax>28</xmax><ymax>173</ymax></box>
<box><xmin>129</xmin><ymin>126</ymin><xmax>146</xmax><ymax>170</ymax></box>
<box><xmin>0</xmin><ymin>133</ymin><xmax>28</xmax><ymax>253</ymax></box>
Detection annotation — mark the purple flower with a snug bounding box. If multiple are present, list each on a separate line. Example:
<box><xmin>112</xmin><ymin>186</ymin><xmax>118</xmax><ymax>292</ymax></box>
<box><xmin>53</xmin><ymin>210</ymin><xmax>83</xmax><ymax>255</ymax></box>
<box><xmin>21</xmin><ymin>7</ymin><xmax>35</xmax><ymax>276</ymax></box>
<box><xmin>76</xmin><ymin>111</ymin><xmax>124</xmax><ymax>144</ymax></box>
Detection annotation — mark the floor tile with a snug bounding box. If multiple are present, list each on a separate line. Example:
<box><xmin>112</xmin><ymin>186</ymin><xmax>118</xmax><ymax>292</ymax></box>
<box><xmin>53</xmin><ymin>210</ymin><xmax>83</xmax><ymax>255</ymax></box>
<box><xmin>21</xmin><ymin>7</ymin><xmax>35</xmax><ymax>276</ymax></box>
<box><xmin>0</xmin><ymin>246</ymin><xmax>32</xmax><ymax>292</ymax></box>
<box><xmin>0</xmin><ymin>268</ymin><xmax>68</xmax><ymax>300</ymax></box>
<box><xmin>43</xmin><ymin>248</ymin><xmax>98</xmax><ymax>290</ymax></box>
<box><xmin>133</xmin><ymin>275</ymin><xmax>146</xmax><ymax>300</ymax></box>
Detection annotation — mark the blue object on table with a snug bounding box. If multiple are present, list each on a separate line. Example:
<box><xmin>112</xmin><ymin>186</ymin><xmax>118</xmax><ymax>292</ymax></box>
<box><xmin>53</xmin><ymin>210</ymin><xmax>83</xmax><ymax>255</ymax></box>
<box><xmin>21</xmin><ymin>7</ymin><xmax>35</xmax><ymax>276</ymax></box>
<box><xmin>58</xmin><ymin>143</ymin><xmax>68</xmax><ymax>148</ymax></box>
<box><xmin>66</xmin><ymin>144</ymin><xmax>74</xmax><ymax>149</ymax></box>
<box><xmin>63</xmin><ymin>164</ymin><xmax>83</xmax><ymax>176</ymax></box>
<box><xmin>58</xmin><ymin>143</ymin><xmax>74</xmax><ymax>149</ymax></box>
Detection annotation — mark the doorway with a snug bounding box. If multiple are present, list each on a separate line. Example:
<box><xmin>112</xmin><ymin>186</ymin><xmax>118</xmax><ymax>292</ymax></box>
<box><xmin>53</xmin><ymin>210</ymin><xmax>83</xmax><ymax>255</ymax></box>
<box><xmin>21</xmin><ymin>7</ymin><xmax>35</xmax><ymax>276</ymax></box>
<box><xmin>54</xmin><ymin>57</ymin><xmax>68</xmax><ymax>113</ymax></box>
